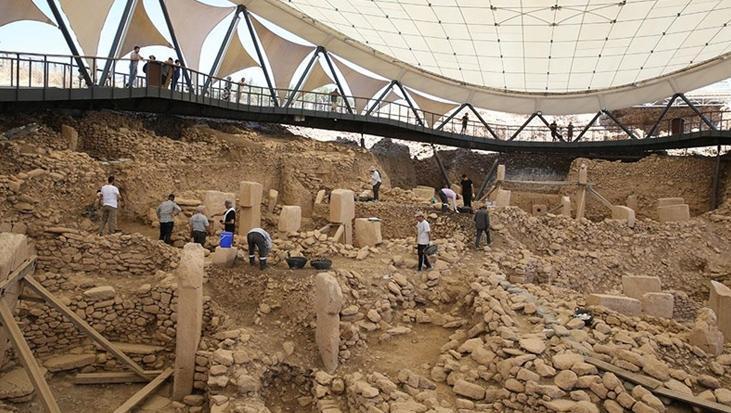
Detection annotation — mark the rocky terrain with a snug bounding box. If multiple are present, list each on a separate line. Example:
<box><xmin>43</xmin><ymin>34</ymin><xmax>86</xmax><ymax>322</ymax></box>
<box><xmin>0</xmin><ymin>111</ymin><xmax>730</xmax><ymax>413</ymax></box>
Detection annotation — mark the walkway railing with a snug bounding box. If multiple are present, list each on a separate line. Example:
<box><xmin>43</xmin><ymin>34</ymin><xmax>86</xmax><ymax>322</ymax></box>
<box><xmin>0</xmin><ymin>51</ymin><xmax>728</xmax><ymax>144</ymax></box>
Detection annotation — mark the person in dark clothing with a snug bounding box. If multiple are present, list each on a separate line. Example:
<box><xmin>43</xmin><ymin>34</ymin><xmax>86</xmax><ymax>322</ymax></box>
<box><xmin>550</xmin><ymin>120</ymin><xmax>560</xmax><ymax>141</ymax></box>
<box><xmin>247</xmin><ymin>227</ymin><xmax>272</xmax><ymax>270</ymax></box>
<box><xmin>460</xmin><ymin>174</ymin><xmax>473</xmax><ymax>208</ymax></box>
<box><xmin>474</xmin><ymin>204</ymin><xmax>491</xmax><ymax>248</ymax></box>
<box><xmin>156</xmin><ymin>194</ymin><xmax>181</xmax><ymax>245</ymax></box>
<box><xmin>171</xmin><ymin>59</ymin><xmax>181</xmax><ymax>90</ymax></box>
<box><xmin>567</xmin><ymin>122</ymin><xmax>574</xmax><ymax>141</ymax></box>
<box><xmin>461</xmin><ymin>113</ymin><xmax>469</xmax><ymax>134</ymax></box>
<box><xmin>220</xmin><ymin>200</ymin><xmax>236</xmax><ymax>233</ymax></box>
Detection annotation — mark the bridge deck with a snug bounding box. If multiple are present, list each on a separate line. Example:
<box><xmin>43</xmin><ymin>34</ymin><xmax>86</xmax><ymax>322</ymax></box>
<box><xmin>1</xmin><ymin>86</ymin><xmax>730</xmax><ymax>155</ymax></box>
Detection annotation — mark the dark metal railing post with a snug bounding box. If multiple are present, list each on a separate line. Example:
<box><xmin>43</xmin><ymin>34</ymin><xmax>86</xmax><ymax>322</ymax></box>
<box><xmin>99</xmin><ymin>0</ymin><xmax>137</xmax><ymax>86</ymax></box>
<box><xmin>242</xmin><ymin>7</ymin><xmax>278</xmax><ymax>106</ymax></box>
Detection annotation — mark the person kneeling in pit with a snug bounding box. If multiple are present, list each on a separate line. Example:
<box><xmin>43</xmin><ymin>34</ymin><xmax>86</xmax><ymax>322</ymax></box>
<box><xmin>247</xmin><ymin>227</ymin><xmax>272</xmax><ymax>270</ymax></box>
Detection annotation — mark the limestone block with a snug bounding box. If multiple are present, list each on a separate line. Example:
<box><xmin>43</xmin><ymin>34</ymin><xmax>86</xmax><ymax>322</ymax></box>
<box><xmin>278</xmin><ymin>206</ymin><xmax>302</xmax><ymax>233</ymax></box>
<box><xmin>0</xmin><ymin>233</ymin><xmax>31</xmax><ymax>279</ymax></box>
<box><xmin>61</xmin><ymin>124</ymin><xmax>79</xmax><ymax>151</ymax></box>
<box><xmin>586</xmin><ymin>294</ymin><xmax>641</xmax><ymax>316</ymax></box>
<box><xmin>212</xmin><ymin>246</ymin><xmax>238</xmax><ymax>267</ymax></box>
<box><xmin>641</xmin><ymin>292</ymin><xmax>674</xmax><ymax>318</ymax></box>
<box><xmin>495</xmin><ymin>189</ymin><xmax>511</xmax><ymax>208</ymax></box>
<box><xmin>203</xmin><ymin>191</ymin><xmax>235</xmax><ymax>218</ymax></box>
<box><xmin>627</xmin><ymin>194</ymin><xmax>638</xmax><ymax>212</ymax></box>
<box><xmin>451</xmin><ymin>183</ymin><xmax>462</xmax><ymax>195</ymax></box>
<box><xmin>532</xmin><ymin>204</ymin><xmax>547</xmax><ymax>216</ymax></box>
<box><xmin>329</xmin><ymin>189</ymin><xmax>355</xmax><ymax>224</ymax></box>
<box><xmin>314</xmin><ymin>189</ymin><xmax>326</xmax><ymax>204</ymax></box>
<box><xmin>173</xmin><ymin>243</ymin><xmax>205</xmax><ymax>400</ymax></box>
<box><xmin>710</xmin><ymin>281</ymin><xmax>731</xmax><ymax>342</ymax></box>
<box><xmin>611</xmin><ymin>206</ymin><xmax>636</xmax><ymax>227</ymax></box>
<box><xmin>354</xmin><ymin>218</ymin><xmax>382</xmax><ymax>248</ymax></box>
<box><xmin>413</xmin><ymin>186</ymin><xmax>435</xmax><ymax>201</ymax></box>
<box><xmin>497</xmin><ymin>164</ymin><xmax>506</xmax><ymax>181</ymax></box>
<box><xmin>578</xmin><ymin>164</ymin><xmax>588</xmax><ymax>184</ymax></box>
<box><xmin>239</xmin><ymin>181</ymin><xmax>263</xmax><ymax>208</ymax></box>
<box><xmin>314</xmin><ymin>272</ymin><xmax>343</xmax><ymax>372</ymax></box>
<box><xmin>622</xmin><ymin>275</ymin><xmax>661</xmax><ymax>300</ymax></box>
<box><xmin>689</xmin><ymin>308</ymin><xmax>724</xmax><ymax>355</ymax></box>
<box><xmin>267</xmin><ymin>189</ymin><xmax>279</xmax><ymax>211</ymax></box>
<box><xmin>657</xmin><ymin>204</ymin><xmax>690</xmax><ymax>222</ymax></box>
<box><xmin>83</xmin><ymin>286</ymin><xmax>116</xmax><ymax>300</ymax></box>
<box><xmin>657</xmin><ymin>197</ymin><xmax>685</xmax><ymax>207</ymax></box>
<box><xmin>239</xmin><ymin>207</ymin><xmax>261</xmax><ymax>236</ymax></box>
<box><xmin>560</xmin><ymin>196</ymin><xmax>571</xmax><ymax>217</ymax></box>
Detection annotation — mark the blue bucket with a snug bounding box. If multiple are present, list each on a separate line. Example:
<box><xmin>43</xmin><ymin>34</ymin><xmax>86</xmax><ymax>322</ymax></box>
<box><xmin>219</xmin><ymin>231</ymin><xmax>233</xmax><ymax>248</ymax></box>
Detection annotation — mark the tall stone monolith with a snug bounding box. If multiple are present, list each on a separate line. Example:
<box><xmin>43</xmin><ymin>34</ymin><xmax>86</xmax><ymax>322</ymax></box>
<box><xmin>314</xmin><ymin>272</ymin><xmax>343</xmax><ymax>372</ymax></box>
<box><xmin>173</xmin><ymin>243</ymin><xmax>205</xmax><ymax>400</ymax></box>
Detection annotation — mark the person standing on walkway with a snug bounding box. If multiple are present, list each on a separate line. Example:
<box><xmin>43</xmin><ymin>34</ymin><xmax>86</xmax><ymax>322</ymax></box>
<box><xmin>330</xmin><ymin>88</ymin><xmax>340</xmax><ymax>111</ymax></box>
<box><xmin>247</xmin><ymin>227</ymin><xmax>272</xmax><ymax>270</ymax></box>
<box><xmin>461</xmin><ymin>113</ymin><xmax>469</xmax><ymax>134</ymax></box>
<box><xmin>98</xmin><ymin>176</ymin><xmax>120</xmax><ymax>235</ymax></box>
<box><xmin>222</xmin><ymin>76</ymin><xmax>232</xmax><ymax>100</ymax></box>
<box><xmin>156</xmin><ymin>194</ymin><xmax>181</xmax><ymax>245</ymax></box>
<box><xmin>237</xmin><ymin>77</ymin><xmax>247</xmax><ymax>103</ymax></box>
<box><xmin>190</xmin><ymin>206</ymin><xmax>210</xmax><ymax>246</ymax></box>
<box><xmin>127</xmin><ymin>46</ymin><xmax>142</xmax><ymax>87</ymax></box>
<box><xmin>460</xmin><ymin>174</ymin><xmax>473</xmax><ymax>208</ymax></box>
<box><xmin>415</xmin><ymin>212</ymin><xmax>432</xmax><ymax>271</ymax></box>
<box><xmin>567</xmin><ymin>122</ymin><xmax>574</xmax><ymax>141</ymax></box>
<box><xmin>220</xmin><ymin>200</ymin><xmax>236</xmax><ymax>233</ymax></box>
<box><xmin>370</xmin><ymin>167</ymin><xmax>382</xmax><ymax>201</ymax></box>
<box><xmin>171</xmin><ymin>59</ymin><xmax>181</xmax><ymax>91</ymax></box>
<box><xmin>550</xmin><ymin>120</ymin><xmax>560</xmax><ymax>141</ymax></box>
<box><xmin>474</xmin><ymin>204</ymin><xmax>491</xmax><ymax>248</ymax></box>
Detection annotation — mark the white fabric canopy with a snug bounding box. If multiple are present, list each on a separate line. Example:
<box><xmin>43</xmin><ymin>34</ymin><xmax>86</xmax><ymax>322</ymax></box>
<box><xmin>238</xmin><ymin>0</ymin><xmax>731</xmax><ymax>114</ymax></box>
<box><xmin>301</xmin><ymin>59</ymin><xmax>332</xmax><ymax>92</ymax></box>
<box><xmin>119</xmin><ymin>0</ymin><xmax>171</xmax><ymax>57</ymax></box>
<box><xmin>331</xmin><ymin>56</ymin><xmax>389</xmax><ymax>114</ymax></box>
<box><xmin>0</xmin><ymin>0</ymin><xmax>53</xmax><ymax>28</ymax></box>
<box><xmin>406</xmin><ymin>88</ymin><xmax>457</xmax><ymax>125</ymax></box>
<box><xmin>250</xmin><ymin>16</ymin><xmax>315</xmax><ymax>90</ymax></box>
<box><xmin>59</xmin><ymin>0</ymin><xmax>114</xmax><ymax>56</ymax></box>
<box><xmin>164</xmin><ymin>0</ymin><xmax>234</xmax><ymax>70</ymax></box>
<box><xmin>216</xmin><ymin>30</ymin><xmax>259</xmax><ymax>77</ymax></box>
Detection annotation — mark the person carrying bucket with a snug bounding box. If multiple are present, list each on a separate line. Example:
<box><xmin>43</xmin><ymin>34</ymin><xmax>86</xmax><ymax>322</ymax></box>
<box><xmin>247</xmin><ymin>227</ymin><xmax>272</xmax><ymax>270</ymax></box>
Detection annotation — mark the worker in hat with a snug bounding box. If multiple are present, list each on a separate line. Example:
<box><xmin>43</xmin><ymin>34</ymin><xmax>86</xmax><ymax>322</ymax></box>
<box><xmin>415</xmin><ymin>211</ymin><xmax>432</xmax><ymax>271</ymax></box>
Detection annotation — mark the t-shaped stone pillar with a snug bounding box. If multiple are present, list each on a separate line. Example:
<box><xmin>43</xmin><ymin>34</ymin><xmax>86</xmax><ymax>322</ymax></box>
<box><xmin>329</xmin><ymin>189</ymin><xmax>355</xmax><ymax>245</ymax></box>
<box><xmin>575</xmin><ymin>163</ymin><xmax>588</xmax><ymax>221</ymax></box>
<box><xmin>238</xmin><ymin>181</ymin><xmax>263</xmax><ymax>235</ymax></box>
<box><xmin>173</xmin><ymin>243</ymin><xmax>205</xmax><ymax>400</ymax></box>
<box><xmin>314</xmin><ymin>272</ymin><xmax>343</xmax><ymax>372</ymax></box>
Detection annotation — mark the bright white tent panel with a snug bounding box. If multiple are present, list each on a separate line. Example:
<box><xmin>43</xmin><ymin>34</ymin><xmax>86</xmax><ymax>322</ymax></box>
<box><xmin>119</xmin><ymin>0</ymin><xmax>171</xmax><ymax>56</ymax></box>
<box><xmin>59</xmin><ymin>0</ymin><xmax>114</xmax><ymax>56</ymax></box>
<box><xmin>0</xmin><ymin>0</ymin><xmax>53</xmax><ymax>28</ymax></box>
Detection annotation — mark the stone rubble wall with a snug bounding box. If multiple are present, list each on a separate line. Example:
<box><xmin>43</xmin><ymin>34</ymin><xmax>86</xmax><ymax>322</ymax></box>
<box><xmin>35</xmin><ymin>229</ymin><xmax>178</xmax><ymax>276</ymax></box>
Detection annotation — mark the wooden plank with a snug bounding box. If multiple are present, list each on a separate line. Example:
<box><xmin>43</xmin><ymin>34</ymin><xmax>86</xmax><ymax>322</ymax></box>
<box><xmin>0</xmin><ymin>256</ymin><xmax>36</xmax><ymax>291</ymax></box>
<box><xmin>654</xmin><ymin>387</ymin><xmax>731</xmax><ymax>413</ymax></box>
<box><xmin>585</xmin><ymin>356</ymin><xmax>663</xmax><ymax>389</ymax></box>
<box><xmin>23</xmin><ymin>275</ymin><xmax>149</xmax><ymax>379</ymax></box>
<box><xmin>113</xmin><ymin>368</ymin><xmax>173</xmax><ymax>413</ymax></box>
<box><xmin>74</xmin><ymin>371</ymin><xmax>158</xmax><ymax>385</ymax></box>
<box><xmin>0</xmin><ymin>301</ymin><xmax>61</xmax><ymax>413</ymax></box>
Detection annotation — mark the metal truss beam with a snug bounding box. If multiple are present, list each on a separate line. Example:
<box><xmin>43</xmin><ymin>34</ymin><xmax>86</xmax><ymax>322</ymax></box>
<box><xmin>601</xmin><ymin>109</ymin><xmax>637</xmax><ymax>140</ymax></box>
<box><xmin>646</xmin><ymin>94</ymin><xmax>679</xmax><ymax>138</ymax></box>
<box><xmin>509</xmin><ymin>112</ymin><xmax>538</xmax><ymax>141</ymax></box>
<box><xmin>284</xmin><ymin>47</ymin><xmax>320</xmax><ymax>108</ymax></box>
<box><xmin>364</xmin><ymin>80</ymin><xmax>396</xmax><ymax>117</ymax></box>
<box><xmin>574</xmin><ymin>111</ymin><xmax>601</xmax><ymax>142</ymax></box>
<box><xmin>394</xmin><ymin>81</ymin><xmax>424</xmax><ymax>126</ymax></box>
<box><xmin>203</xmin><ymin>6</ymin><xmax>243</xmax><ymax>92</ymax></box>
<box><xmin>46</xmin><ymin>0</ymin><xmax>93</xmax><ymax>87</ymax></box>
<box><xmin>677</xmin><ymin>93</ymin><xmax>718</xmax><ymax>131</ymax></box>
<box><xmin>98</xmin><ymin>0</ymin><xmax>138</xmax><ymax>86</ymax></box>
<box><xmin>158</xmin><ymin>0</ymin><xmax>193</xmax><ymax>91</ymax></box>
<box><xmin>536</xmin><ymin>113</ymin><xmax>564</xmax><ymax>142</ymax></box>
<box><xmin>322</xmin><ymin>50</ymin><xmax>353</xmax><ymax>114</ymax></box>
<box><xmin>242</xmin><ymin>7</ymin><xmax>277</xmax><ymax>106</ymax></box>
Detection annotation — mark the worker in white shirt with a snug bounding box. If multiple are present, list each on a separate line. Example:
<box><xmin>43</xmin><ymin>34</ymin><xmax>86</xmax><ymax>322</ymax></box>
<box><xmin>415</xmin><ymin>211</ymin><xmax>432</xmax><ymax>271</ymax></box>
<box><xmin>437</xmin><ymin>185</ymin><xmax>459</xmax><ymax>212</ymax></box>
<box><xmin>98</xmin><ymin>176</ymin><xmax>121</xmax><ymax>235</ymax></box>
<box><xmin>370</xmin><ymin>167</ymin><xmax>382</xmax><ymax>201</ymax></box>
